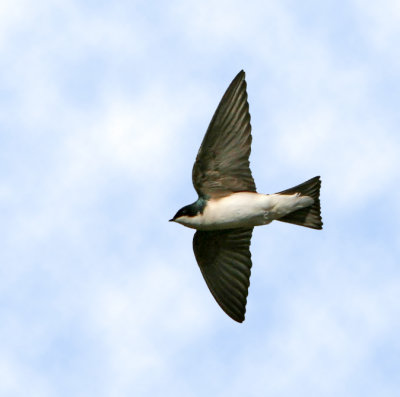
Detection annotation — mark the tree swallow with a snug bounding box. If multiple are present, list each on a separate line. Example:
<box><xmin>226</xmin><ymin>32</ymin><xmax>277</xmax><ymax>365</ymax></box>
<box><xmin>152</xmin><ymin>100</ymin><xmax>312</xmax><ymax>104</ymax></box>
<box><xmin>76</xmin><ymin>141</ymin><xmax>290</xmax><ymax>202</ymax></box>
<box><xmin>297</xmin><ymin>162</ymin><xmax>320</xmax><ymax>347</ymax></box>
<box><xmin>170</xmin><ymin>70</ymin><xmax>322</xmax><ymax>323</ymax></box>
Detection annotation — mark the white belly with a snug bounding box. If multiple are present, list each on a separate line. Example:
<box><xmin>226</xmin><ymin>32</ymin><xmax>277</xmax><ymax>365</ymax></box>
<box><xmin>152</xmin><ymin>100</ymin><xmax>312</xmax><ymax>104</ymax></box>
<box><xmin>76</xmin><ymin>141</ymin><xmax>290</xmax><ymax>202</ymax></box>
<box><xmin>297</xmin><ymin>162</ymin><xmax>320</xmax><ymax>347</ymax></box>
<box><xmin>191</xmin><ymin>192</ymin><xmax>313</xmax><ymax>231</ymax></box>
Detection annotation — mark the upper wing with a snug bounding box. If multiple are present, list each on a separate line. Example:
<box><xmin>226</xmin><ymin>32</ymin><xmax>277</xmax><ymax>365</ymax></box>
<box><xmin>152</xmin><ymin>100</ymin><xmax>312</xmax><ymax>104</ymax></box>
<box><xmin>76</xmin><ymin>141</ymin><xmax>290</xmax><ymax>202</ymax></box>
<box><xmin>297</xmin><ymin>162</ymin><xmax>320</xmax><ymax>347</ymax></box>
<box><xmin>193</xmin><ymin>227</ymin><xmax>253</xmax><ymax>323</ymax></box>
<box><xmin>192</xmin><ymin>70</ymin><xmax>256</xmax><ymax>198</ymax></box>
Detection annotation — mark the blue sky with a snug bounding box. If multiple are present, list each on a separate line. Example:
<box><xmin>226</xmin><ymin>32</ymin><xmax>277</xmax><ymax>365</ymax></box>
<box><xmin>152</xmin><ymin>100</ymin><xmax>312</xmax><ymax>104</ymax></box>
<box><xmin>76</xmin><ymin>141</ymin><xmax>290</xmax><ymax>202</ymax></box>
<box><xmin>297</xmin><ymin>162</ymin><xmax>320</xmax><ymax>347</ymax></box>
<box><xmin>1</xmin><ymin>1</ymin><xmax>400</xmax><ymax>396</ymax></box>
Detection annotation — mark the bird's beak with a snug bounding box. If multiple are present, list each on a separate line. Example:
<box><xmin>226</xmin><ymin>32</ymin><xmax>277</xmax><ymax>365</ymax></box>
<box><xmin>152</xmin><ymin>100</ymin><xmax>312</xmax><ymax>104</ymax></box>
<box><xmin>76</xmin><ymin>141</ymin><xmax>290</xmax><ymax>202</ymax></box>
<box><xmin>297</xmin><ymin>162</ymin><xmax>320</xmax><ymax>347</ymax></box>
<box><xmin>169</xmin><ymin>218</ymin><xmax>174</xmax><ymax>222</ymax></box>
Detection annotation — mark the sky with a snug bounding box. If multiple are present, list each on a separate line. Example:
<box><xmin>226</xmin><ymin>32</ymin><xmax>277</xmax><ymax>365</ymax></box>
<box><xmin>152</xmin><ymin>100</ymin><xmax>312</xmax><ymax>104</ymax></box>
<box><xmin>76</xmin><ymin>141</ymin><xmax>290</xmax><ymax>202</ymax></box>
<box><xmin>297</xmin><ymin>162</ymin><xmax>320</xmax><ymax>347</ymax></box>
<box><xmin>1</xmin><ymin>0</ymin><xmax>400</xmax><ymax>396</ymax></box>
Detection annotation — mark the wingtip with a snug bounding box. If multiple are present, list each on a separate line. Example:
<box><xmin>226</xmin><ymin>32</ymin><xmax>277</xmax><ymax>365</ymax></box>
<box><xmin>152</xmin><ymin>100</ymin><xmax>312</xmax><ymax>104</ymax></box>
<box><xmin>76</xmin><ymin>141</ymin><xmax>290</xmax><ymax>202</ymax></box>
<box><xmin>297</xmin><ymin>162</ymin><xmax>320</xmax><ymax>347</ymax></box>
<box><xmin>228</xmin><ymin>308</ymin><xmax>246</xmax><ymax>323</ymax></box>
<box><xmin>230</xmin><ymin>69</ymin><xmax>247</xmax><ymax>90</ymax></box>
<box><xmin>225</xmin><ymin>308</ymin><xmax>246</xmax><ymax>323</ymax></box>
<box><xmin>232</xmin><ymin>313</ymin><xmax>245</xmax><ymax>323</ymax></box>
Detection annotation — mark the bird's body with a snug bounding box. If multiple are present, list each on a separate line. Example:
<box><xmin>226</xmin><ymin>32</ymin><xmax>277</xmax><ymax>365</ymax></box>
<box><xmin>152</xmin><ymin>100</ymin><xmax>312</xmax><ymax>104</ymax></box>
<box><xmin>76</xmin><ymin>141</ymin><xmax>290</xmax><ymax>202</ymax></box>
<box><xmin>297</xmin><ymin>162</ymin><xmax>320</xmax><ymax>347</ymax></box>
<box><xmin>175</xmin><ymin>192</ymin><xmax>314</xmax><ymax>231</ymax></box>
<box><xmin>170</xmin><ymin>70</ymin><xmax>323</xmax><ymax>322</ymax></box>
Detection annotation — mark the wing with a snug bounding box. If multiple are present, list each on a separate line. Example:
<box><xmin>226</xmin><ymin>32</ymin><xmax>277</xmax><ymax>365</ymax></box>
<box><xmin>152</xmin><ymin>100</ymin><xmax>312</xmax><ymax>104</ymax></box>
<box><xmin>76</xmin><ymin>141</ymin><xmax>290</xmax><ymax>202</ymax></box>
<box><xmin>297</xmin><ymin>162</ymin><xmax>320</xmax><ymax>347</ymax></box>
<box><xmin>193</xmin><ymin>227</ymin><xmax>253</xmax><ymax>323</ymax></box>
<box><xmin>192</xmin><ymin>70</ymin><xmax>256</xmax><ymax>198</ymax></box>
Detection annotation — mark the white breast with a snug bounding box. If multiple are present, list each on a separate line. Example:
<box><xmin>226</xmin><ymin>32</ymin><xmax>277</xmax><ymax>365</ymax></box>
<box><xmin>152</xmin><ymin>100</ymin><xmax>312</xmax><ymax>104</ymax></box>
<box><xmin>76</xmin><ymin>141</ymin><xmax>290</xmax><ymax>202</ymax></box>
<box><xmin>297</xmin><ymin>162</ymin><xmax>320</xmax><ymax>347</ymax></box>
<box><xmin>200</xmin><ymin>193</ymin><xmax>269</xmax><ymax>229</ymax></box>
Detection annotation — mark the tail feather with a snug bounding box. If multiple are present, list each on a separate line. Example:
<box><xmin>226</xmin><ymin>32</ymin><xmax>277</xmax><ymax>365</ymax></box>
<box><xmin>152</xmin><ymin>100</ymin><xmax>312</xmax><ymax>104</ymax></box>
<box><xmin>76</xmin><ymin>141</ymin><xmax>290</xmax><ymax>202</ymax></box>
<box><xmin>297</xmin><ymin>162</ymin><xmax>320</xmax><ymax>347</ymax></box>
<box><xmin>277</xmin><ymin>176</ymin><xmax>323</xmax><ymax>230</ymax></box>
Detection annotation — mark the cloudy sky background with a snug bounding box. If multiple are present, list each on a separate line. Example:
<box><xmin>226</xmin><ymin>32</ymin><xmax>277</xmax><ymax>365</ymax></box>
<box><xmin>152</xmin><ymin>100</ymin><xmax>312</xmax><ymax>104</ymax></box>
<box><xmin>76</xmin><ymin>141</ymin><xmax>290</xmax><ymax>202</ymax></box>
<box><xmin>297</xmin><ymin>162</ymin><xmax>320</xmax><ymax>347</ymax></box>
<box><xmin>1</xmin><ymin>1</ymin><xmax>400</xmax><ymax>396</ymax></box>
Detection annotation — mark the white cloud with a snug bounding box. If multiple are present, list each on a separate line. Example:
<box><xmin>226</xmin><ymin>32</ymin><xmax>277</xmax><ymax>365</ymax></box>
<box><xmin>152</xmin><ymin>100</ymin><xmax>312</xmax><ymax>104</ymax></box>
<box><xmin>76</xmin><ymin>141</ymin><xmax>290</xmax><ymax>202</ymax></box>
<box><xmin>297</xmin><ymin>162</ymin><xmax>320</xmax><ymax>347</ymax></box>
<box><xmin>220</xmin><ymin>240</ymin><xmax>400</xmax><ymax>396</ymax></box>
<box><xmin>353</xmin><ymin>0</ymin><xmax>400</xmax><ymax>57</ymax></box>
<box><xmin>0</xmin><ymin>355</ymin><xmax>52</xmax><ymax>396</ymax></box>
<box><xmin>275</xmin><ymin>104</ymin><xmax>399</xmax><ymax>210</ymax></box>
<box><xmin>0</xmin><ymin>0</ymin><xmax>29</xmax><ymax>49</ymax></box>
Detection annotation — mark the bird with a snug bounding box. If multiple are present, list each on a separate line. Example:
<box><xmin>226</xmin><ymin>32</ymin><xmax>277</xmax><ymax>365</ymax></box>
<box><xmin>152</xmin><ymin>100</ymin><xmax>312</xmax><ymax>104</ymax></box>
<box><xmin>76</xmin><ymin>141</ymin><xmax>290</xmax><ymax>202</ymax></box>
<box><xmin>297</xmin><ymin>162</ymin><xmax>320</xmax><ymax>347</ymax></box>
<box><xmin>170</xmin><ymin>70</ymin><xmax>322</xmax><ymax>323</ymax></box>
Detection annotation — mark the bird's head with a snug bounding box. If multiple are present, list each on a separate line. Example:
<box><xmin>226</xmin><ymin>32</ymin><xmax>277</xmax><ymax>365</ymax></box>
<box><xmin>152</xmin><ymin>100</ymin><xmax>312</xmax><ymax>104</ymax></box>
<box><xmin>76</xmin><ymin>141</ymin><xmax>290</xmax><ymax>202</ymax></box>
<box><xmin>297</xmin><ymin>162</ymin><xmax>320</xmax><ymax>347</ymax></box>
<box><xmin>169</xmin><ymin>198</ymin><xmax>207</xmax><ymax>227</ymax></box>
<box><xmin>169</xmin><ymin>204</ymin><xmax>198</xmax><ymax>224</ymax></box>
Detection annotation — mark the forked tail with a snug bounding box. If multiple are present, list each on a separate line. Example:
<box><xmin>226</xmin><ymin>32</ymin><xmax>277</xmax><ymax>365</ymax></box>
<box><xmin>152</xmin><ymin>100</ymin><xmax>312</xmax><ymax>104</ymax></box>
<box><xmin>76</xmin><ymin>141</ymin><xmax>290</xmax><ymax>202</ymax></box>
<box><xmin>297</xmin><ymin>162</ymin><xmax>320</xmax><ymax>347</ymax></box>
<box><xmin>277</xmin><ymin>176</ymin><xmax>323</xmax><ymax>230</ymax></box>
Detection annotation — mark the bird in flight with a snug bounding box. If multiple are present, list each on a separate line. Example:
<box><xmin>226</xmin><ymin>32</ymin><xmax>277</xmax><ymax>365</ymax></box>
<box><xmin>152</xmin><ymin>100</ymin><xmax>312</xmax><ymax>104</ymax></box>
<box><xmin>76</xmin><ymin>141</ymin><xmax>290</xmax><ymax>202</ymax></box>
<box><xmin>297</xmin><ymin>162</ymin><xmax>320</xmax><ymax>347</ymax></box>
<box><xmin>170</xmin><ymin>70</ymin><xmax>322</xmax><ymax>323</ymax></box>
